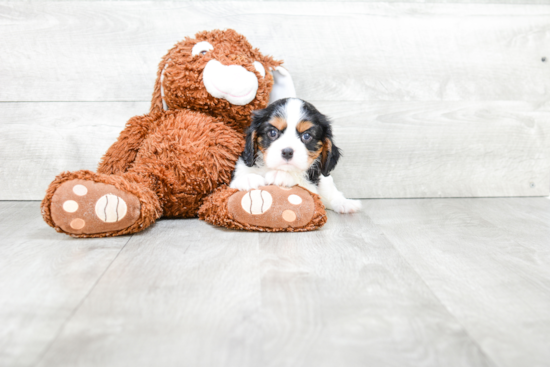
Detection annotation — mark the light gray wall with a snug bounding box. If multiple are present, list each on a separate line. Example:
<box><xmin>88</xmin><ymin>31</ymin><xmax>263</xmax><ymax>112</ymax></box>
<box><xmin>39</xmin><ymin>0</ymin><xmax>550</xmax><ymax>3</ymax></box>
<box><xmin>1</xmin><ymin>1</ymin><xmax>549</xmax><ymax>199</ymax></box>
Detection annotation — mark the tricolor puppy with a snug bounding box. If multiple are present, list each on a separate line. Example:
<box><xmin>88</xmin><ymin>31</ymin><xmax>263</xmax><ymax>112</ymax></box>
<box><xmin>230</xmin><ymin>98</ymin><xmax>361</xmax><ymax>214</ymax></box>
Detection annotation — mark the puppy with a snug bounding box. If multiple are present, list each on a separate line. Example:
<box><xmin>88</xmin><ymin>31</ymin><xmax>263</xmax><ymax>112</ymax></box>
<box><xmin>230</xmin><ymin>98</ymin><xmax>361</xmax><ymax>214</ymax></box>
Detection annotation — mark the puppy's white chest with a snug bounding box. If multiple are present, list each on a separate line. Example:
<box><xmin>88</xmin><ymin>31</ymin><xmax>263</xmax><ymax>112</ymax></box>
<box><xmin>293</xmin><ymin>173</ymin><xmax>318</xmax><ymax>194</ymax></box>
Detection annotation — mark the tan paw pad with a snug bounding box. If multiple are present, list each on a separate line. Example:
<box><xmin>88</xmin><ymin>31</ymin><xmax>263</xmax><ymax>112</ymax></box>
<box><xmin>282</xmin><ymin>209</ymin><xmax>297</xmax><ymax>222</ymax></box>
<box><xmin>72</xmin><ymin>184</ymin><xmax>88</xmax><ymax>196</ymax></box>
<box><xmin>70</xmin><ymin>218</ymin><xmax>86</xmax><ymax>229</ymax></box>
<box><xmin>287</xmin><ymin>194</ymin><xmax>302</xmax><ymax>205</ymax></box>
<box><xmin>63</xmin><ymin>200</ymin><xmax>79</xmax><ymax>213</ymax></box>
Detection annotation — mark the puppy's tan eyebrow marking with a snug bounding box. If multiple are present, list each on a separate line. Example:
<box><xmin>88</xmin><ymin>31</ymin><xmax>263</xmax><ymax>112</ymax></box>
<box><xmin>270</xmin><ymin>117</ymin><xmax>287</xmax><ymax>131</ymax></box>
<box><xmin>297</xmin><ymin>120</ymin><xmax>314</xmax><ymax>133</ymax></box>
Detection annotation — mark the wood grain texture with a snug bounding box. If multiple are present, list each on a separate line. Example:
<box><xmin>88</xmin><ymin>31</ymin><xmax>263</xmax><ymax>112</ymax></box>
<box><xmin>36</xmin><ymin>219</ymin><xmax>264</xmax><ymax>367</ymax></box>
<box><xmin>1</xmin><ymin>2</ymin><xmax>549</xmax><ymax>102</ymax></box>
<box><xmin>258</xmin><ymin>211</ymin><xmax>495</xmax><ymax>367</ymax></box>
<box><xmin>0</xmin><ymin>102</ymin><xmax>149</xmax><ymax>200</ymax></box>
<box><xmin>1</xmin><ymin>101</ymin><xmax>548</xmax><ymax>200</ymax></box>
<box><xmin>3</xmin><ymin>198</ymin><xmax>550</xmax><ymax>366</ymax></box>
<box><xmin>0</xmin><ymin>201</ymin><xmax>129</xmax><ymax>367</ymax></box>
<box><xmin>34</xmin><ymin>209</ymin><xmax>495</xmax><ymax>367</ymax></box>
<box><xmin>46</xmin><ymin>0</ymin><xmax>550</xmax><ymax>3</ymax></box>
<box><xmin>364</xmin><ymin>198</ymin><xmax>550</xmax><ymax>367</ymax></box>
<box><xmin>1</xmin><ymin>1</ymin><xmax>549</xmax><ymax>199</ymax></box>
<box><xmin>466</xmin><ymin>198</ymin><xmax>550</xmax><ymax>250</ymax></box>
<box><xmin>324</xmin><ymin>100</ymin><xmax>550</xmax><ymax>198</ymax></box>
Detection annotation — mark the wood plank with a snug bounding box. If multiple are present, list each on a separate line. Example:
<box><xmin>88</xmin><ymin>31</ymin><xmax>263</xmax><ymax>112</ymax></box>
<box><xmin>34</xmin><ymin>210</ymin><xmax>496</xmax><ymax>367</ymax></box>
<box><xmin>47</xmin><ymin>0</ymin><xmax>550</xmax><ymax>3</ymax></box>
<box><xmin>0</xmin><ymin>102</ymin><xmax>148</xmax><ymax>200</ymax></box>
<box><xmin>363</xmin><ymin>197</ymin><xmax>550</xmax><ymax>367</ymax></box>
<box><xmin>458</xmin><ymin>198</ymin><xmax>550</xmax><ymax>269</ymax></box>
<box><xmin>4</xmin><ymin>197</ymin><xmax>550</xmax><ymax>366</ymax></box>
<box><xmin>324</xmin><ymin>100</ymin><xmax>550</xmax><ymax>198</ymax></box>
<box><xmin>258</xmin><ymin>210</ymin><xmax>495</xmax><ymax>367</ymax></box>
<box><xmin>1</xmin><ymin>2</ymin><xmax>549</xmax><ymax>102</ymax></box>
<box><xmin>1</xmin><ymin>101</ymin><xmax>548</xmax><ymax>200</ymax></box>
<box><xmin>0</xmin><ymin>201</ymin><xmax>129</xmax><ymax>367</ymax></box>
<box><xmin>36</xmin><ymin>219</ymin><xmax>264</xmax><ymax>367</ymax></box>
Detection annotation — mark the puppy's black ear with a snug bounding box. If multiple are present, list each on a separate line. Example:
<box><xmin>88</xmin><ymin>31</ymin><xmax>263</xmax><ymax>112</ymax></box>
<box><xmin>242</xmin><ymin>128</ymin><xmax>257</xmax><ymax>167</ymax></box>
<box><xmin>315</xmin><ymin>112</ymin><xmax>341</xmax><ymax>176</ymax></box>
<box><xmin>320</xmin><ymin>136</ymin><xmax>341</xmax><ymax>176</ymax></box>
<box><xmin>242</xmin><ymin>108</ymin><xmax>268</xmax><ymax>167</ymax></box>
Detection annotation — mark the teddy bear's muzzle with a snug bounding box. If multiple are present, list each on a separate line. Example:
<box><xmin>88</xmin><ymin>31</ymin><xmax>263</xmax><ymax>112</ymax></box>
<box><xmin>202</xmin><ymin>59</ymin><xmax>259</xmax><ymax>106</ymax></box>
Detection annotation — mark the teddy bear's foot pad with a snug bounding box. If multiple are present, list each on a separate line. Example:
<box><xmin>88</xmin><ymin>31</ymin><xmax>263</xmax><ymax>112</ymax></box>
<box><xmin>50</xmin><ymin>179</ymin><xmax>141</xmax><ymax>235</ymax></box>
<box><xmin>228</xmin><ymin>185</ymin><xmax>315</xmax><ymax>229</ymax></box>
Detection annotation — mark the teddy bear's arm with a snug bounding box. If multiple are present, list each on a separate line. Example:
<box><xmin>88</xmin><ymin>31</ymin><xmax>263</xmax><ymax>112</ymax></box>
<box><xmin>97</xmin><ymin>113</ymin><xmax>157</xmax><ymax>175</ymax></box>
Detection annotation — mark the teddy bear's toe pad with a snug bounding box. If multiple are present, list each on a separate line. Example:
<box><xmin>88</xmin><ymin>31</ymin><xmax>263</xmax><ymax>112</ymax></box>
<box><xmin>228</xmin><ymin>185</ymin><xmax>314</xmax><ymax>228</ymax></box>
<box><xmin>50</xmin><ymin>179</ymin><xmax>140</xmax><ymax>235</ymax></box>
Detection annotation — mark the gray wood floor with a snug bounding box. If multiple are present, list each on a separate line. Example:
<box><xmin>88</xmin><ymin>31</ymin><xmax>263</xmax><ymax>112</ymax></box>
<box><xmin>1</xmin><ymin>198</ymin><xmax>549</xmax><ymax>367</ymax></box>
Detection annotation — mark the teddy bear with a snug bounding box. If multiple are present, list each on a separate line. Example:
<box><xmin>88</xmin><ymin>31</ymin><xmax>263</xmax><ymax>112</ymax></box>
<box><xmin>41</xmin><ymin>29</ymin><xmax>327</xmax><ymax>237</ymax></box>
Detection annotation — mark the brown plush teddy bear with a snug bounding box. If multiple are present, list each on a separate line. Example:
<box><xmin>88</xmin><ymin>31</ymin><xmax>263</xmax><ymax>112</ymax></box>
<box><xmin>41</xmin><ymin>29</ymin><xmax>327</xmax><ymax>237</ymax></box>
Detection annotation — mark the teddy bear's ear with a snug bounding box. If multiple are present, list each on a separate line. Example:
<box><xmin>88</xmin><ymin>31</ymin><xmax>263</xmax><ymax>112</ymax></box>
<box><xmin>150</xmin><ymin>55</ymin><xmax>170</xmax><ymax>116</ymax></box>
<box><xmin>268</xmin><ymin>66</ymin><xmax>296</xmax><ymax>105</ymax></box>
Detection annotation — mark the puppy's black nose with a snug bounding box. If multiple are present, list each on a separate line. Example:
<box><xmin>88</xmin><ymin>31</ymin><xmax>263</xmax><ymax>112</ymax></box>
<box><xmin>282</xmin><ymin>148</ymin><xmax>294</xmax><ymax>160</ymax></box>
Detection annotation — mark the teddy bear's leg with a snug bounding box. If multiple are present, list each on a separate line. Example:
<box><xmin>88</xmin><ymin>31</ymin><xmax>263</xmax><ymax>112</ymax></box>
<box><xmin>97</xmin><ymin>113</ymin><xmax>159</xmax><ymax>175</ymax></box>
<box><xmin>113</xmin><ymin>110</ymin><xmax>246</xmax><ymax>219</ymax></box>
<box><xmin>41</xmin><ymin>170</ymin><xmax>161</xmax><ymax>238</ymax></box>
<box><xmin>199</xmin><ymin>185</ymin><xmax>328</xmax><ymax>232</ymax></box>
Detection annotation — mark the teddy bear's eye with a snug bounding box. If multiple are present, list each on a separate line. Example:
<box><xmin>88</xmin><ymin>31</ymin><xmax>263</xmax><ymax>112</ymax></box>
<box><xmin>192</xmin><ymin>41</ymin><xmax>213</xmax><ymax>57</ymax></box>
<box><xmin>253</xmin><ymin>61</ymin><xmax>265</xmax><ymax>78</ymax></box>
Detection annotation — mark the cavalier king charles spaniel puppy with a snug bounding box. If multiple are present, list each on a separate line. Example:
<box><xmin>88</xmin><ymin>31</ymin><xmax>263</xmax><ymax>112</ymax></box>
<box><xmin>230</xmin><ymin>98</ymin><xmax>361</xmax><ymax>214</ymax></box>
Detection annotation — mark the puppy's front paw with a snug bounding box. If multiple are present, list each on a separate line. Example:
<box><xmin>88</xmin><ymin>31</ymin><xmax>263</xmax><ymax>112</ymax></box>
<box><xmin>331</xmin><ymin>198</ymin><xmax>362</xmax><ymax>214</ymax></box>
<box><xmin>265</xmin><ymin>170</ymin><xmax>296</xmax><ymax>187</ymax></box>
<box><xmin>230</xmin><ymin>174</ymin><xmax>266</xmax><ymax>191</ymax></box>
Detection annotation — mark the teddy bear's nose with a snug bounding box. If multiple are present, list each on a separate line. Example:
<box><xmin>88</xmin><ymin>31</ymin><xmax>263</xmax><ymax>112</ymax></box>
<box><xmin>202</xmin><ymin>60</ymin><xmax>258</xmax><ymax>106</ymax></box>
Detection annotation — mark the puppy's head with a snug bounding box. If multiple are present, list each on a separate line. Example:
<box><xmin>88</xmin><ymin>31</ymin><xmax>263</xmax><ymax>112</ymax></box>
<box><xmin>243</xmin><ymin>98</ymin><xmax>341</xmax><ymax>179</ymax></box>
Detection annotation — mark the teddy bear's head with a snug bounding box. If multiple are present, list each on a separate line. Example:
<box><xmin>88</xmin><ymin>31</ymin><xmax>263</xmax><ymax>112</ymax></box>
<box><xmin>151</xmin><ymin>29</ymin><xmax>284</xmax><ymax>132</ymax></box>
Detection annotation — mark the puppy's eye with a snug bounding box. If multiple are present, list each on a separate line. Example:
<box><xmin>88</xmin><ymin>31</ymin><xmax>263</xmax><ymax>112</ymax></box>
<box><xmin>268</xmin><ymin>129</ymin><xmax>279</xmax><ymax>140</ymax></box>
<box><xmin>301</xmin><ymin>132</ymin><xmax>312</xmax><ymax>143</ymax></box>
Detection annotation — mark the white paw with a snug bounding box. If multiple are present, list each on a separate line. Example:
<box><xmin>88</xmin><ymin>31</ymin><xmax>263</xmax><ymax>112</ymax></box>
<box><xmin>331</xmin><ymin>198</ymin><xmax>362</xmax><ymax>214</ymax></box>
<box><xmin>265</xmin><ymin>170</ymin><xmax>296</xmax><ymax>187</ymax></box>
<box><xmin>230</xmin><ymin>174</ymin><xmax>266</xmax><ymax>191</ymax></box>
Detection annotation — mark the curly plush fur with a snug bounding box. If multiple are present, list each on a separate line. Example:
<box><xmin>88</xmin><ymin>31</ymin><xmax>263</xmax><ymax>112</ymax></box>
<box><xmin>41</xmin><ymin>29</ymin><xmax>327</xmax><ymax>237</ymax></box>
